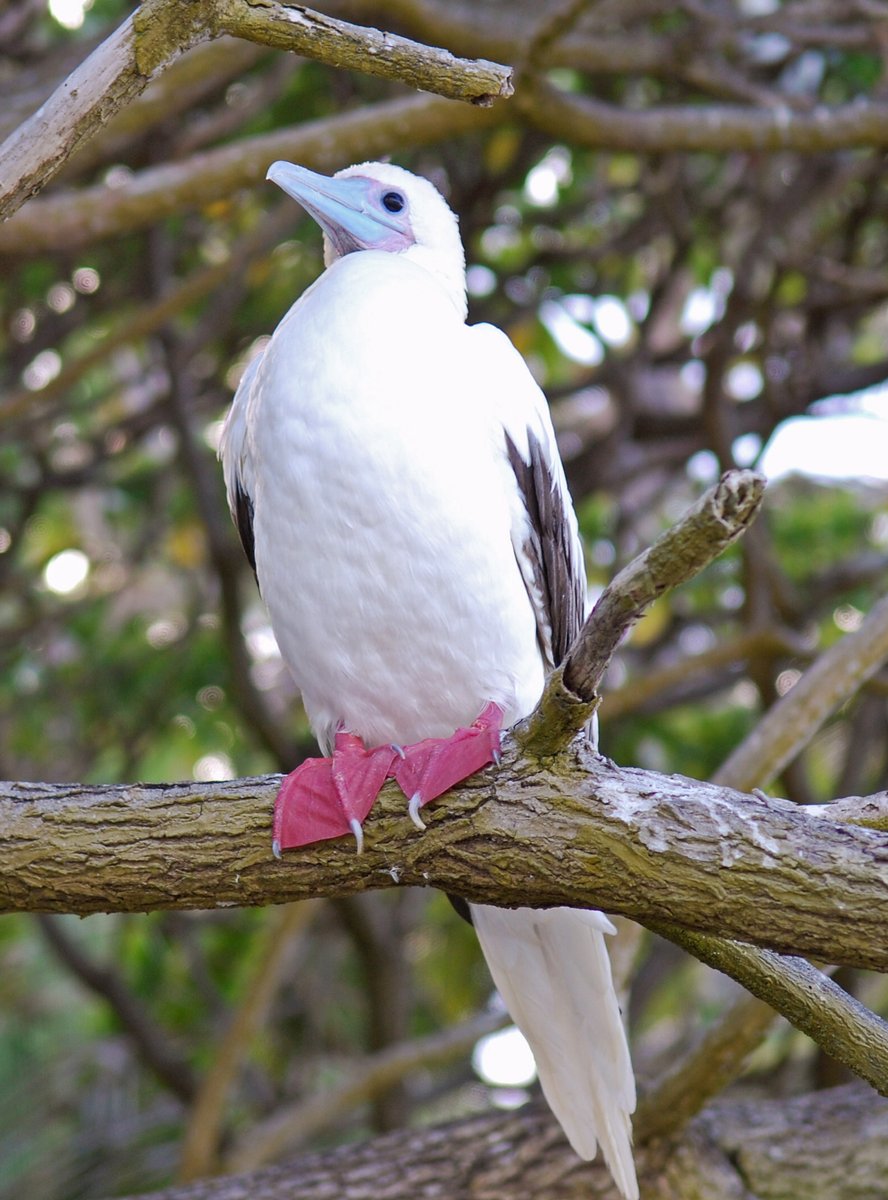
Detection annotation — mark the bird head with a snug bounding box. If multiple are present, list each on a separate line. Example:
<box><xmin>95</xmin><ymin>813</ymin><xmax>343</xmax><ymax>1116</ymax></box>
<box><xmin>266</xmin><ymin>160</ymin><xmax>467</xmax><ymax>317</ymax></box>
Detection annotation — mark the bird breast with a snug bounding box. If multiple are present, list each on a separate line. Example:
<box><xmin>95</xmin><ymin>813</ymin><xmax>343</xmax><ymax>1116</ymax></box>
<box><xmin>249</xmin><ymin>252</ymin><xmax>545</xmax><ymax>749</ymax></box>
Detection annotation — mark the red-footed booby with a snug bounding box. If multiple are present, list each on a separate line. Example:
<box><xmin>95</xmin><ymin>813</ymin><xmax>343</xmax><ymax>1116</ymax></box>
<box><xmin>220</xmin><ymin>160</ymin><xmax>637</xmax><ymax>1198</ymax></box>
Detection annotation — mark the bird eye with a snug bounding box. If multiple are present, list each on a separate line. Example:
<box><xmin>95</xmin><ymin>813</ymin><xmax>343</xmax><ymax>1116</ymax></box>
<box><xmin>382</xmin><ymin>191</ymin><xmax>405</xmax><ymax>214</ymax></box>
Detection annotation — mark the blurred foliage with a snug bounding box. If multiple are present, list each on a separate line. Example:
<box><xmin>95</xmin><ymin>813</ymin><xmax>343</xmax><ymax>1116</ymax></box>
<box><xmin>2</xmin><ymin>1</ymin><xmax>888</xmax><ymax>1197</ymax></box>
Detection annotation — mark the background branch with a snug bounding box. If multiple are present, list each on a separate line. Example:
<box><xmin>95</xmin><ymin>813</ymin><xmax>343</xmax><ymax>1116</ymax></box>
<box><xmin>521</xmin><ymin>76</ymin><xmax>888</xmax><ymax>153</ymax></box>
<box><xmin>648</xmin><ymin>924</ymin><xmax>888</xmax><ymax>1097</ymax></box>
<box><xmin>226</xmin><ymin>1007</ymin><xmax>508</xmax><ymax>1173</ymax></box>
<box><xmin>36</xmin><ymin>913</ymin><xmax>198</xmax><ymax>1103</ymax></box>
<box><xmin>715</xmin><ymin>593</ymin><xmax>888</xmax><ymax>792</ymax></box>
<box><xmin>0</xmin><ymin>94</ymin><xmax>500</xmax><ymax>251</ymax></box>
<box><xmin>114</xmin><ymin>1083</ymin><xmax>888</xmax><ymax>1200</ymax></box>
<box><xmin>0</xmin><ymin>0</ymin><xmax>205</xmax><ymax>219</ymax></box>
<box><xmin>0</xmin><ymin>0</ymin><xmax>510</xmax><ymax>220</ymax></box>
<box><xmin>178</xmin><ymin>900</ymin><xmax>322</xmax><ymax>1181</ymax></box>
<box><xmin>635</xmin><ymin>990</ymin><xmax>776</xmax><ymax>1142</ymax></box>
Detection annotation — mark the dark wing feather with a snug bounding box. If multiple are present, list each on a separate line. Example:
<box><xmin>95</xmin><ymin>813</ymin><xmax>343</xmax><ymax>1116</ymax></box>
<box><xmin>233</xmin><ymin>477</ymin><xmax>257</xmax><ymax>575</ymax></box>
<box><xmin>219</xmin><ymin>353</ymin><xmax>262</xmax><ymax>583</ymax></box>
<box><xmin>506</xmin><ymin>428</ymin><xmax>585</xmax><ymax>668</ymax></box>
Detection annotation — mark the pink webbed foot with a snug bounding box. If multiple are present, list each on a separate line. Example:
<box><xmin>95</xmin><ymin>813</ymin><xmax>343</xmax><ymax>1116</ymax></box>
<box><xmin>272</xmin><ymin>731</ymin><xmax>398</xmax><ymax>856</ymax></box>
<box><xmin>392</xmin><ymin>701</ymin><xmax>505</xmax><ymax>830</ymax></box>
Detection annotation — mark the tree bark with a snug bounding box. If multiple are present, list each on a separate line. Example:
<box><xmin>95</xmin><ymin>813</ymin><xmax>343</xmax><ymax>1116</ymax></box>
<box><xmin>4</xmin><ymin>749</ymin><xmax>887</xmax><ymax>972</ymax></box>
<box><xmin>113</xmin><ymin>1084</ymin><xmax>888</xmax><ymax>1200</ymax></box>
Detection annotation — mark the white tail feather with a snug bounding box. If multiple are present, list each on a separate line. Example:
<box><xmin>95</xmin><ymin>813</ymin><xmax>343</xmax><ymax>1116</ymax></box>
<box><xmin>471</xmin><ymin>904</ymin><xmax>638</xmax><ymax>1200</ymax></box>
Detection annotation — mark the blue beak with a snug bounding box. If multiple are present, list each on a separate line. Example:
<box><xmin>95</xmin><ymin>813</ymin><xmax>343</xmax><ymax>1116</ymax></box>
<box><xmin>267</xmin><ymin>161</ymin><xmax>406</xmax><ymax>255</ymax></box>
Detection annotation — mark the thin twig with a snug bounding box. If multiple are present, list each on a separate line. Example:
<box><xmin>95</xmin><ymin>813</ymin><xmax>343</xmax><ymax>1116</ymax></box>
<box><xmin>516</xmin><ymin>470</ymin><xmax>766</xmax><ymax>755</ymax></box>
<box><xmin>569</xmin><ymin>471</ymin><xmax>767</xmax><ymax>702</ymax></box>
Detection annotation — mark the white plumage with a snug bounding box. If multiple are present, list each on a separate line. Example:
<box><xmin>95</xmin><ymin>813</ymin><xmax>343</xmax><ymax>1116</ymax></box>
<box><xmin>220</xmin><ymin>160</ymin><xmax>637</xmax><ymax>1197</ymax></box>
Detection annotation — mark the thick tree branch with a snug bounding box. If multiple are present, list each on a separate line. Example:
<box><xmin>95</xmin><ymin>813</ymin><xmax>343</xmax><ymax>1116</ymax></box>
<box><xmin>0</xmin><ymin>0</ymin><xmax>510</xmax><ymax>220</ymax></box>
<box><xmin>4</xmin><ymin>756</ymin><xmax>887</xmax><ymax>971</ymax></box>
<box><xmin>115</xmin><ymin>1083</ymin><xmax>888</xmax><ymax>1200</ymax></box>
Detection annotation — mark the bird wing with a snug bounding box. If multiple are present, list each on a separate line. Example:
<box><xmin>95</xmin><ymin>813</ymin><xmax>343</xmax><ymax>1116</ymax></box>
<box><xmin>219</xmin><ymin>353</ymin><xmax>262</xmax><ymax>576</ymax></box>
<box><xmin>466</xmin><ymin>327</ymin><xmax>638</xmax><ymax>1200</ymax></box>
<box><xmin>468</xmin><ymin>322</ymin><xmax>586</xmax><ymax>668</ymax></box>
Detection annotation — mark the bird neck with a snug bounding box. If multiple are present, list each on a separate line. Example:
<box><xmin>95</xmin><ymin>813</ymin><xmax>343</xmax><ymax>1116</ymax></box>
<box><xmin>400</xmin><ymin>243</ymin><xmax>467</xmax><ymax>321</ymax></box>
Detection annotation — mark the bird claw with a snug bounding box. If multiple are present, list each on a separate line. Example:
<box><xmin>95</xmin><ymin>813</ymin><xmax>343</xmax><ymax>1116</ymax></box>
<box><xmin>349</xmin><ymin>817</ymin><xmax>365</xmax><ymax>854</ymax></box>
<box><xmin>272</xmin><ymin>738</ymin><xmax>398</xmax><ymax>853</ymax></box>
<box><xmin>408</xmin><ymin>793</ymin><xmax>427</xmax><ymax>831</ymax></box>
<box><xmin>392</xmin><ymin>702</ymin><xmax>505</xmax><ymax>827</ymax></box>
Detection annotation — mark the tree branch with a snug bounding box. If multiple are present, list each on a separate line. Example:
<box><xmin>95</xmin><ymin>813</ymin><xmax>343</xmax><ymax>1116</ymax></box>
<box><xmin>517</xmin><ymin>469</ymin><xmax>766</xmax><ymax>755</ymax></box>
<box><xmin>520</xmin><ymin>76</ymin><xmax>888</xmax><ymax>153</ymax></box>
<box><xmin>36</xmin><ymin>913</ymin><xmax>197</xmax><ymax>1103</ymax></box>
<box><xmin>178</xmin><ymin>901</ymin><xmax>322</xmax><ymax>1181</ymax></box>
<box><xmin>213</xmin><ymin>1</ymin><xmax>513</xmax><ymax>106</ymax></box>
<box><xmin>114</xmin><ymin>1083</ymin><xmax>888</xmax><ymax>1200</ymax></box>
<box><xmin>821</xmin><ymin>790</ymin><xmax>888</xmax><ymax>832</ymax></box>
<box><xmin>0</xmin><ymin>0</ymin><xmax>510</xmax><ymax>221</ymax></box>
<box><xmin>636</xmin><ymin>990</ymin><xmax>776</xmax><ymax>1142</ymax></box>
<box><xmin>4</xmin><ymin>757</ymin><xmax>887</xmax><ymax>971</ymax></box>
<box><xmin>600</xmin><ymin>627</ymin><xmax>805</xmax><ymax>722</ymax></box>
<box><xmin>0</xmin><ymin>0</ymin><xmax>207</xmax><ymax>219</ymax></box>
<box><xmin>226</xmin><ymin>1007</ymin><xmax>507</xmax><ymax>1172</ymax></box>
<box><xmin>714</xmin><ymin>593</ymin><xmax>888</xmax><ymax>792</ymax></box>
<box><xmin>648</xmin><ymin>924</ymin><xmax>888</xmax><ymax>1098</ymax></box>
<box><xmin>0</xmin><ymin>93</ymin><xmax>500</xmax><ymax>251</ymax></box>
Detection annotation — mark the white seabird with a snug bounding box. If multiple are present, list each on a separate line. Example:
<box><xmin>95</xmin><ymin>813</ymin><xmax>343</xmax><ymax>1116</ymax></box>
<box><xmin>220</xmin><ymin>159</ymin><xmax>638</xmax><ymax>1198</ymax></box>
